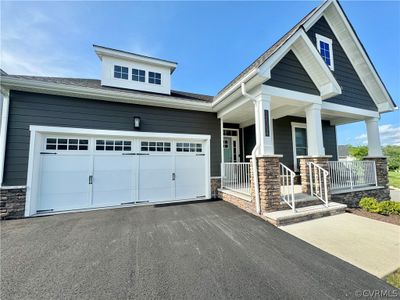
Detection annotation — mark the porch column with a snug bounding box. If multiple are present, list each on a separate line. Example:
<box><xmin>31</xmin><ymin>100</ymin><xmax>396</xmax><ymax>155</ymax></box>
<box><xmin>255</xmin><ymin>93</ymin><xmax>274</xmax><ymax>155</ymax></box>
<box><xmin>305</xmin><ymin>103</ymin><xmax>325</xmax><ymax>156</ymax></box>
<box><xmin>365</xmin><ymin>117</ymin><xmax>383</xmax><ymax>157</ymax></box>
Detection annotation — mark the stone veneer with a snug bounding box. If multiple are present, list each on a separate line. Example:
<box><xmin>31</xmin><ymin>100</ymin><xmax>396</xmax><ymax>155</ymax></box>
<box><xmin>299</xmin><ymin>156</ymin><xmax>331</xmax><ymax>201</ymax></box>
<box><xmin>332</xmin><ymin>187</ymin><xmax>390</xmax><ymax>207</ymax></box>
<box><xmin>218</xmin><ymin>191</ymin><xmax>256</xmax><ymax>215</ymax></box>
<box><xmin>210</xmin><ymin>177</ymin><xmax>221</xmax><ymax>199</ymax></box>
<box><xmin>251</xmin><ymin>155</ymin><xmax>282</xmax><ymax>212</ymax></box>
<box><xmin>1</xmin><ymin>187</ymin><xmax>26</xmax><ymax>220</ymax></box>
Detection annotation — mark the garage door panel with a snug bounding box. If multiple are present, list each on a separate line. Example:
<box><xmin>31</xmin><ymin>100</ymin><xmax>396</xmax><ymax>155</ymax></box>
<box><xmin>139</xmin><ymin>155</ymin><xmax>174</xmax><ymax>202</ymax></box>
<box><xmin>175</xmin><ymin>155</ymin><xmax>206</xmax><ymax>200</ymax></box>
<box><xmin>37</xmin><ymin>155</ymin><xmax>91</xmax><ymax>211</ymax></box>
<box><xmin>92</xmin><ymin>155</ymin><xmax>137</xmax><ymax>206</ymax></box>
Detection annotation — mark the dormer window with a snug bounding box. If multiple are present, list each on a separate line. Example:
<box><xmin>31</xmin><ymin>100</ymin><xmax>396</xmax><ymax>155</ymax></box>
<box><xmin>149</xmin><ymin>72</ymin><xmax>161</xmax><ymax>85</ymax></box>
<box><xmin>114</xmin><ymin>65</ymin><xmax>129</xmax><ymax>79</ymax></box>
<box><xmin>316</xmin><ymin>34</ymin><xmax>334</xmax><ymax>71</ymax></box>
<box><xmin>132</xmin><ymin>68</ymin><xmax>145</xmax><ymax>82</ymax></box>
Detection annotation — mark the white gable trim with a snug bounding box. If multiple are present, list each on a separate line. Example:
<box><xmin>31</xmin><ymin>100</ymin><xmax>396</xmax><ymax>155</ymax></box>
<box><xmin>303</xmin><ymin>0</ymin><xmax>396</xmax><ymax>112</ymax></box>
<box><xmin>260</xmin><ymin>29</ymin><xmax>342</xmax><ymax>100</ymax></box>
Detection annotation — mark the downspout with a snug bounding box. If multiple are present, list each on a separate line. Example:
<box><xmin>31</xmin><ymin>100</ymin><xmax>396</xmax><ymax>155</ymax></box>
<box><xmin>0</xmin><ymin>89</ymin><xmax>10</xmax><ymax>186</ymax></box>
<box><xmin>240</xmin><ymin>83</ymin><xmax>261</xmax><ymax>214</ymax></box>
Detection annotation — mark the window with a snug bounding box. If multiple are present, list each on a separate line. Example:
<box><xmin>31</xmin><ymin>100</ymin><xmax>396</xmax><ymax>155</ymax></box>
<box><xmin>96</xmin><ymin>140</ymin><xmax>131</xmax><ymax>151</ymax></box>
<box><xmin>114</xmin><ymin>65</ymin><xmax>129</xmax><ymax>79</ymax></box>
<box><xmin>316</xmin><ymin>34</ymin><xmax>334</xmax><ymax>70</ymax></box>
<box><xmin>141</xmin><ymin>141</ymin><xmax>171</xmax><ymax>152</ymax></box>
<box><xmin>148</xmin><ymin>72</ymin><xmax>161</xmax><ymax>85</ymax></box>
<box><xmin>132</xmin><ymin>68</ymin><xmax>145</xmax><ymax>82</ymax></box>
<box><xmin>223</xmin><ymin>129</ymin><xmax>238</xmax><ymax>137</ymax></box>
<box><xmin>176</xmin><ymin>142</ymin><xmax>202</xmax><ymax>153</ymax></box>
<box><xmin>46</xmin><ymin>138</ymin><xmax>88</xmax><ymax>151</ymax></box>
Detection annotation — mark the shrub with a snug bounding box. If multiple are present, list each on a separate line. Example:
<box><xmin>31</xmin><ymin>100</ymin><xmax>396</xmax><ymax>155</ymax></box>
<box><xmin>379</xmin><ymin>201</ymin><xmax>400</xmax><ymax>215</ymax></box>
<box><xmin>359</xmin><ymin>197</ymin><xmax>400</xmax><ymax>215</ymax></box>
<box><xmin>359</xmin><ymin>197</ymin><xmax>382</xmax><ymax>213</ymax></box>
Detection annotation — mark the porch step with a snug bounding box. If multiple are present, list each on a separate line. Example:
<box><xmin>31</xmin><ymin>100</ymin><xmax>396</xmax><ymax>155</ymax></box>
<box><xmin>263</xmin><ymin>202</ymin><xmax>347</xmax><ymax>226</ymax></box>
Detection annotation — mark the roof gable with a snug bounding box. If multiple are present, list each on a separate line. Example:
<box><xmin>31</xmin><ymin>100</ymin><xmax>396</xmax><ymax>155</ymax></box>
<box><xmin>265</xmin><ymin>50</ymin><xmax>319</xmax><ymax>95</ymax></box>
<box><xmin>307</xmin><ymin>16</ymin><xmax>378</xmax><ymax>111</ymax></box>
<box><xmin>303</xmin><ymin>0</ymin><xmax>396</xmax><ymax>112</ymax></box>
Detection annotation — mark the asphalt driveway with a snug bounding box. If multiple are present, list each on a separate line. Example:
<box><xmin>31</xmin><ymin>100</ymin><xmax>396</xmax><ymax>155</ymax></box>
<box><xmin>0</xmin><ymin>200</ymin><xmax>394</xmax><ymax>299</ymax></box>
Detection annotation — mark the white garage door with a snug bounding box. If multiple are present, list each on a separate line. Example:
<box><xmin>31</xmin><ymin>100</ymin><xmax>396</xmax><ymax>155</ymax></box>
<box><xmin>35</xmin><ymin>134</ymin><xmax>208</xmax><ymax>213</ymax></box>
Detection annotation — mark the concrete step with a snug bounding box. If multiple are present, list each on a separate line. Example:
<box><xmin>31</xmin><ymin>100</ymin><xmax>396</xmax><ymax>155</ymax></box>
<box><xmin>263</xmin><ymin>202</ymin><xmax>347</xmax><ymax>226</ymax></box>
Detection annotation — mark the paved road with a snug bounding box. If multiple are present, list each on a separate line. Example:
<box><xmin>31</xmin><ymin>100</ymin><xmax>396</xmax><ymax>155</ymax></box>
<box><xmin>1</xmin><ymin>200</ymin><xmax>394</xmax><ymax>299</ymax></box>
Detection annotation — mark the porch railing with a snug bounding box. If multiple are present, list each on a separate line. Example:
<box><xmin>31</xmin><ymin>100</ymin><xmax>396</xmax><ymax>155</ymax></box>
<box><xmin>328</xmin><ymin>160</ymin><xmax>377</xmax><ymax>191</ymax></box>
<box><xmin>221</xmin><ymin>162</ymin><xmax>251</xmax><ymax>195</ymax></box>
<box><xmin>308</xmin><ymin>162</ymin><xmax>329</xmax><ymax>207</ymax></box>
<box><xmin>280</xmin><ymin>163</ymin><xmax>296</xmax><ymax>212</ymax></box>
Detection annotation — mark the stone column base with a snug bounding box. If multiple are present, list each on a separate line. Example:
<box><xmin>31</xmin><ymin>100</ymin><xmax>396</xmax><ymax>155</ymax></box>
<box><xmin>250</xmin><ymin>155</ymin><xmax>282</xmax><ymax>213</ymax></box>
<box><xmin>210</xmin><ymin>177</ymin><xmax>221</xmax><ymax>199</ymax></box>
<box><xmin>362</xmin><ymin>156</ymin><xmax>391</xmax><ymax>200</ymax></box>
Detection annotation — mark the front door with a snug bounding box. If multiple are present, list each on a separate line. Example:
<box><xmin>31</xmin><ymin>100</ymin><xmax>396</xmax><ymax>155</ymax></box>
<box><xmin>292</xmin><ymin>124</ymin><xmax>308</xmax><ymax>171</ymax></box>
<box><xmin>223</xmin><ymin>137</ymin><xmax>233</xmax><ymax>162</ymax></box>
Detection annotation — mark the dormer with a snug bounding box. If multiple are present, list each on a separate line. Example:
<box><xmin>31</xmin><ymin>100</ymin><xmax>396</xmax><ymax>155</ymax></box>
<box><xmin>94</xmin><ymin>45</ymin><xmax>177</xmax><ymax>95</ymax></box>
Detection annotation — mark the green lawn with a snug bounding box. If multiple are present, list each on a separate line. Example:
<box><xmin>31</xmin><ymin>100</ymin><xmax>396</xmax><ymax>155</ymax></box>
<box><xmin>389</xmin><ymin>171</ymin><xmax>400</xmax><ymax>189</ymax></box>
<box><xmin>386</xmin><ymin>268</ymin><xmax>400</xmax><ymax>288</ymax></box>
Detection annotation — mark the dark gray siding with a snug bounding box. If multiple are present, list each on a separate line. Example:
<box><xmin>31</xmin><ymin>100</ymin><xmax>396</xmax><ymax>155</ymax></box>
<box><xmin>242</xmin><ymin>117</ymin><xmax>337</xmax><ymax>170</ymax></box>
<box><xmin>4</xmin><ymin>91</ymin><xmax>221</xmax><ymax>186</ymax></box>
<box><xmin>264</xmin><ymin>50</ymin><xmax>319</xmax><ymax>95</ymax></box>
<box><xmin>307</xmin><ymin>17</ymin><xmax>377</xmax><ymax>111</ymax></box>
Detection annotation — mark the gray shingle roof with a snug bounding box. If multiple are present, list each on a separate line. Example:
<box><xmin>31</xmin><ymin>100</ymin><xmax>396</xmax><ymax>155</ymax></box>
<box><xmin>1</xmin><ymin>74</ymin><xmax>214</xmax><ymax>103</ymax></box>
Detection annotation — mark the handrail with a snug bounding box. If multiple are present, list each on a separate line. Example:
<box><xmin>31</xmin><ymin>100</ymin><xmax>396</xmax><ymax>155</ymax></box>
<box><xmin>221</xmin><ymin>162</ymin><xmax>251</xmax><ymax>195</ymax></box>
<box><xmin>279</xmin><ymin>163</ymin><xmax>296</xmax><ymax>212</ymax></box>
<box><xmin>308</xmin><ymin>162</ymin><xmax>329</xmax><ymax>207</ymax></box>
<box><xmin>328</xmin><ymin>160</ymin><xmax>377</xmax><ymax>191</ymax></box>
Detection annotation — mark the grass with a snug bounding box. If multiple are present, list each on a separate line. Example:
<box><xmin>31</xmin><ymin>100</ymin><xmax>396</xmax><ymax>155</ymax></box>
<box><xmin>389</xmin><ymin>171</ymin><xmax>400</xmax><ymax>189</ymax></box>
<box><xmin>386</xmin><ymin>268</ymin><xmax>400</xmax><ymax>288</ymax></box>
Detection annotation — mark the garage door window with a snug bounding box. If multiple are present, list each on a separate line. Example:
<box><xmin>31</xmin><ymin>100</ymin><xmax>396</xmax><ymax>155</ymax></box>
<box><xmin>46</xmin><ymin>138</ymin><xmax>88</xmax><ymax>151</ymax></box>
<box><xmin>96</xmin><ymin>140</ymin><xmax>131</xmax><ymax>151</ymax></box>
<box><xmin>176</xmin><ymin>142</ymin><xmax>202</xmax><ymax>153</ymax></box>
<box><xmin>141</xmin><ymin>141</ymin><xmax>171</xmax><ymax>152</ymax></box>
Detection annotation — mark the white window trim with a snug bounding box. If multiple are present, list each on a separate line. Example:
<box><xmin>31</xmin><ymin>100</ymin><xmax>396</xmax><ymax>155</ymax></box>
<box><xmin>291</xmin><ymin>122</ymin><xmax>307</xmax><ymax>171</ymax></box>
<box><xmin>316</xmin><ymin>33</ymin><xmax>334</xmax><ymax>71</ymax></box>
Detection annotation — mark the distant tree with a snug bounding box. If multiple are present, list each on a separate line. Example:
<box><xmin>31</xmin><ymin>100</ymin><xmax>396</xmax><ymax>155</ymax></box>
<box><xmin>348</xmin><ymin>145</ymin><xmax>368</xmax><ymax>160</ymax></box>
<box><xmin>383</xmin><ymin>145</ymin><xmax>400</xmax><ymax>171</ymax></box>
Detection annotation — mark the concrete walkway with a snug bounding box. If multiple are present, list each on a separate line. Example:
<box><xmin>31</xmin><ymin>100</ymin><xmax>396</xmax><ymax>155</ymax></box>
<box><xmin>390</xmin><ymin>188</ymin><xmax>400</xmax><ymax>201</ymax></box>
<box><xmin>282</xmin><ymin>213</ymin><xmax>400</xmax><ymax>278</ymax></box>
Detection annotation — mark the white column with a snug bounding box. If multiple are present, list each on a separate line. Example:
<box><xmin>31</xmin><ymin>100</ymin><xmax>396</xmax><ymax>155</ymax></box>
<box><xmin>254</xmin><ymin>93</ymin><xmax>274</xmax><ymax>155</ymax></box>
<box><xmin>305</xmin><ymin>103</ymin><xmax>325</xmax><ymax>156</ymax></box>
<box><xmin>365</xmin><ymin>117</ymin><xmax>383</xmax><ymax>156</ymax></box>
<box><xmin>0</xmin><ymin>89</ymin><xmax>10</xmax><ymax>186</ymax></box>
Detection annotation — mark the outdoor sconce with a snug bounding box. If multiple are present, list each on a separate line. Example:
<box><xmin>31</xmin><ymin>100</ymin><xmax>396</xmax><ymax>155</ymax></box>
<box><xmin>134</xmin><ymin>116</ymin><xmax>141</xmax><ymax>129</ymax></box>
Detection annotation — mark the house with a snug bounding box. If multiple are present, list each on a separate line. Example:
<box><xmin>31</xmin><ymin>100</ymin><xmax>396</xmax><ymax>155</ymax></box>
<box><xmin>337</xmin><ymin>145</ymin><xmax>354</xmax><ymax>161</ymax></box>
<box><xmin>0</xmin><ymin>0</ymin><xmax>396</xmax><ymax>221</ymax></box>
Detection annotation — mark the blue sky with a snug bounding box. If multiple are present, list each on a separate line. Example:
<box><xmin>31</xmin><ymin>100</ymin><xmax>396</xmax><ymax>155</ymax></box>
<box><xmin>1</xmin><ymin>1</ymin><xmax>399</xmax><ymax>146</ymax></box>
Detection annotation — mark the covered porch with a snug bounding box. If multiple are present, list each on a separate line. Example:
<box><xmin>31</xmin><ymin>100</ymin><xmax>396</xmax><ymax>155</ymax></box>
<box><xmin>217</xmin><ymin>84</ymin><xmax>388</xmax><ymax>215</ymax></box>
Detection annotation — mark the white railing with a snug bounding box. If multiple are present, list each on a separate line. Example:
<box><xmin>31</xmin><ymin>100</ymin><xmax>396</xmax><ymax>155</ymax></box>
<box><xmin>308</xmin><ymin>162</ymin><xmax>329</xmax><ymax>207</ymax></box>
<box><xmin>221</xmin><ymin>162</ymin><xmax>251</xmax><ymax>195</ymax></box>
<box><xmin>328</xmin><ymin>160</ymin><xmax>377</xmax><ymax>191</ymax></box>
<box><xmin>279</xmin><ymin>163</ymin><xmax>296</xmax><ymax>212</ymax></box>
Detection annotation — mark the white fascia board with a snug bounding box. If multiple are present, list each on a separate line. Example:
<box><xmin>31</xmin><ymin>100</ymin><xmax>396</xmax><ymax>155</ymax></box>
<box><xmin>212</xmin><ymin>68</ymin><xmax>263</xmax><ymax>107</ymax></box>
<box><xmin>322</xmin><ymin>101</ymin><xmax>379</xmax><ymax>118</ymax></box>
<box><xmin>303</xmin><ymin>0</ymin><xmax>396</xmax><ymax>112</ymax></box>
<box><xmin>1</xmin><ymin>77</ymin><xmax>212</xmax><ymax>112</ymax></box>
<box><xmin>94</xmin><ymin>45</ymin><xmax>177</xmax><ymax>72</ymax></box>
<box><xmin>29</xmin><ymin>125</ymin><xmax>212</xmax><ymax>141</ymax></box>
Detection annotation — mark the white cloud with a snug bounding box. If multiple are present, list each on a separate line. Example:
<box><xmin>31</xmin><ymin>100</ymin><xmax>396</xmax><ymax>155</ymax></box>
<box><xmin>0</xmin><ymin>5</ymin><xmax>91</xmax><ymax>77</ymax></box>
<box><xmin>355</xmin><ymin>124</ymin><xmax>400</xmax><ymax>146</ymax></box>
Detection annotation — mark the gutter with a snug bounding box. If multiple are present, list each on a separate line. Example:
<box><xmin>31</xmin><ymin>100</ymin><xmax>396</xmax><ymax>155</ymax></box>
<box><xmin>240</xmin><ymin>83</ymin><xmax>261</xmax><ymax>214</ymax></box>
<box><xmin>0</xmin><ymin>89</ymin><xmax>10</xmax><ymax>186</ymax></box>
